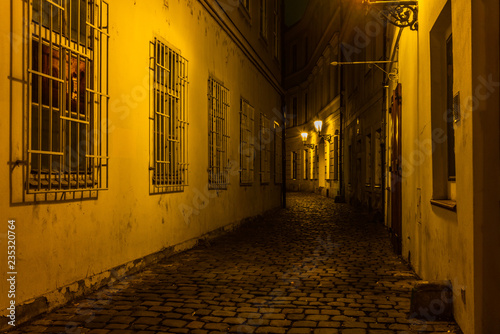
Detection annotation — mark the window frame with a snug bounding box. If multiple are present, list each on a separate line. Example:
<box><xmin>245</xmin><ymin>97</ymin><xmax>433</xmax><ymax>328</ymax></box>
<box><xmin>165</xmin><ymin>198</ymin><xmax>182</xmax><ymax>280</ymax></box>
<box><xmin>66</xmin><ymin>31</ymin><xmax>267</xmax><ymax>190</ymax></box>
<box><xmin>430</xmin><ymin>1</ymin><xmax>456</xmax><ymax>208</ymax></box>
<box><xmin>240</xmin><ymin>98</ymin><xmax>254</xmax><ymax>186</ymax></box>
<box><xmin>274</xmin><ymin>121</ymin><xmax>283</xmax><ymax>184</ymax></box>
<box><xmin>150</xmin><ymin>37</ymin><xmax>189</xmax><ymax>194</ymax></box>
<box><xmin>260</xmin><ymin>114</ymin><xmax>271</xmax><ymax>184</ymax></box>
<box><xmin>208</xmin><ymin>77</ymin><xmax>230</xmax><ymax>190</ymax></box>
<box><xmin>333</xmin><ymin>135</ymin><xmax>339</xmax><ymax>181</ymax></box>
<box><xmin>303</xmin><ymin>149</ymin><xmax>309</xmax><ymax>180</ymax></box>
<box><xmin>27</xmin><ymin>0</ymin><xmax>109</xmax><ymax>198</ymax></box>
<box><xmin>291</xmin><ymin>151</ymin><xmax>297</xmax><ymax>180</ymax></box>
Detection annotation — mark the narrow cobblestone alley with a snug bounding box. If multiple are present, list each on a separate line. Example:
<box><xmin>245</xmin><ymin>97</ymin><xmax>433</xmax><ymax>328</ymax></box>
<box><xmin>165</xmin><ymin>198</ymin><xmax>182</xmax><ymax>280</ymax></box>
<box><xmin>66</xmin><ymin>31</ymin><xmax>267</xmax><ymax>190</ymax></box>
<box><xmin>9</xmin><ymin>193</ymin><xmax>462</xmax><ymax>334</ymax></box>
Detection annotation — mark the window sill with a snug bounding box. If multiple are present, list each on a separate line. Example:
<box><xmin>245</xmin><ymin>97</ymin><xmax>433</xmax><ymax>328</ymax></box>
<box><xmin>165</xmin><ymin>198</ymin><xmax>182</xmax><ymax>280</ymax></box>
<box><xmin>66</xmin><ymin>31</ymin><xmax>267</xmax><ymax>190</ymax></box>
<box><xmin>430</xmin><ymin>199</ymin><xmax>457</xmax><ymax>212</ymax></box>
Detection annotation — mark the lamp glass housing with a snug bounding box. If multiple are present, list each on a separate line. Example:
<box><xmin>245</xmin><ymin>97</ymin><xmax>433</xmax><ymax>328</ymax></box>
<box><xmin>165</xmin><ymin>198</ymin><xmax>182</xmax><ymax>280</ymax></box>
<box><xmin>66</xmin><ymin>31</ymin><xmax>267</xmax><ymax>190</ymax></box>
<box><xmin>314</xmin><ymin>120</ymin><xmax>323</xmax><ymax>133</ymax></box>
<box><xmin>301</xmin><ymin>132</ymin><xmax>308</xmax><ymax>143</ymax></box>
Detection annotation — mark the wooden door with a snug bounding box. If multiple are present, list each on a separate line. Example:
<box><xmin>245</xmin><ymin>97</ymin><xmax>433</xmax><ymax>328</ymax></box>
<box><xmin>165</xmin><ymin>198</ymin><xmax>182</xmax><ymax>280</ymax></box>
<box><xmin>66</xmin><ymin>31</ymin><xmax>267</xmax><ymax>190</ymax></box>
<box><xmin>391</xmin><ymin>84</ymin><xmax>402</xmax><ymax>255</ymax></box>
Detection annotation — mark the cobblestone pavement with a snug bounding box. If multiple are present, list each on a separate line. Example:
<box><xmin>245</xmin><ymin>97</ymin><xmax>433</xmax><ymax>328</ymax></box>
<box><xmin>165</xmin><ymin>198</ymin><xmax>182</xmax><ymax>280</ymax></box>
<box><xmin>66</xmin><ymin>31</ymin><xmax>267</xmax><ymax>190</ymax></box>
<box><xmin>9</xmin><ymin>193</ymin><xmax>462</xmax><ymax>334</ymax></box>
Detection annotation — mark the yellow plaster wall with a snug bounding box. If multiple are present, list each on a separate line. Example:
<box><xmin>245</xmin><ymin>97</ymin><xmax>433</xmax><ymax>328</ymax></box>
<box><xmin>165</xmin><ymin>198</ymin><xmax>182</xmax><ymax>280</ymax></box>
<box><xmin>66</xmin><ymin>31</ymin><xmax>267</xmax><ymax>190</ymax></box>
<box><xmin>0</xmin><ymin>0</ymin><xmax>282</xmax><ymax>316</ymax></box>
<box><xmin>399</xmin><ymin>0</ymin><xmax>474</xmax><ymax>332</ymax></box>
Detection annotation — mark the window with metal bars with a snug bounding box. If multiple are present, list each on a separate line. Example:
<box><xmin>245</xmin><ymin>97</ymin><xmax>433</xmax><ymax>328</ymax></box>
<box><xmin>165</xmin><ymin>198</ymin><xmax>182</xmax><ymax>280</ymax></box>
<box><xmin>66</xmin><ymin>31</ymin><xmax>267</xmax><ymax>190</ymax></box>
<box><xmin>260</xmin><ymin>114</ymin><xmax>271</xmax><ymax>184</ymax></box>
<box><xmin>325</xmin><ymin>141</ymin><xmax>330</xmax><ymax>180</ymax></box>
<box><xmin>150</xmin><ymin>38</ymin><xmax>189</xmax><ymax>194</ymax></box>
<box><xmin>274</xmin><ymin>121</ymin><xmax>282</xmax><ymax>184</ymax></box>
<box><xmin>208</xmin><ymin>77</ymin><xmax>230</xmax><ymax>190</ymax></box>
<box><xmin>240</xmin><ymin>98</ymin><xmax>254</xmax><ymax>185</ymax></box>
<box><xmin>28</xmin><ymin>0</ymin><xmax>109</xmax><ymax>196</ymax></box>
<box><xmin>330</xmin><ymin>141</ymin><xmax>335</xmax><ymax>180</ymax></box>
<box><xmin>303</xmin><ymin>149</ymin><xmax>308</xmax><ymax>180</ymax></box>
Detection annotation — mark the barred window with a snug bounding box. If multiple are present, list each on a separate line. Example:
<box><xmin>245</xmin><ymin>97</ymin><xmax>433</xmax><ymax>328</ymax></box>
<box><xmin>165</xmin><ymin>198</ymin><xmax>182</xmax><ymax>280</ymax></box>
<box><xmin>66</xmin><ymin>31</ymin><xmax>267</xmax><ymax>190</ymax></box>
<box><xmin>291</xmin><ymin>151</ymin><xmax>297</xmax><ymax>180</ymax></box>
<box><xmin>303</xmin><ymin>149</ymin><xmax>308</xmax><ymax>180</ymax></box>
<box><xmin>208</xmin><ymin>77</ymin><xmax>230</xmax><ymax>189</ymax></box>
<box><xmin>28</xmin><ymin>0</ymin><xmax>109</xmax><ymax>196</ymax></box>
<box><xmin>260</xmin><ymin>114</ymin><xmax>271</xmax><ymax>184</ymax></box>
<box><xmin>274</xmin><ymin>121</ymin><xmax>282</xmax><ymax>184</ymax></box>
<box><xmin>324</xmin><ymin>141</ymin><xmax>330</xmax><ymax>180</ymax></box>
<box><xmin>150</xmin><ymin>38</ymin><xmax>189</xmax><ymax>193</ymax></box>
<box><xmin>240</xmin><ymin>98</ymin><xmax>254</xmax><ymax>185</ymax></box>
<box><xmin>330</xmin><ymin>142</ymin><xmax>334</xmax><ymax>180</ymax></box>
<box><xmin>334</xmin><ymin>136</ymin><xmax>339</xmax><ymax>181</ymax></box>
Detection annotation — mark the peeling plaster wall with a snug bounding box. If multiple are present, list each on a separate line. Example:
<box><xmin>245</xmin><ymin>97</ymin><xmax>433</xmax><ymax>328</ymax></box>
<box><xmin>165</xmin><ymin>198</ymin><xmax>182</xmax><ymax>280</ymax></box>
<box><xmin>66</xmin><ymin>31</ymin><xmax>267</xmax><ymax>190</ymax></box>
<box><xmin>0</xmin><ymin>0</ymin><xmax>283</xmax><ymax>326</ymax></box>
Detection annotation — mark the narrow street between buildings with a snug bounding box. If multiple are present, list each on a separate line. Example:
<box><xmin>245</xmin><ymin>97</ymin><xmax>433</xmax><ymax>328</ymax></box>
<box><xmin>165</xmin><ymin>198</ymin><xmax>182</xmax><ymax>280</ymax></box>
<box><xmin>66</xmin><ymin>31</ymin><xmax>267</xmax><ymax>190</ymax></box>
<box><xmin>9</xmin><ymin>193</ymin><xmax>462</xmax><ymax>334</ymax></box>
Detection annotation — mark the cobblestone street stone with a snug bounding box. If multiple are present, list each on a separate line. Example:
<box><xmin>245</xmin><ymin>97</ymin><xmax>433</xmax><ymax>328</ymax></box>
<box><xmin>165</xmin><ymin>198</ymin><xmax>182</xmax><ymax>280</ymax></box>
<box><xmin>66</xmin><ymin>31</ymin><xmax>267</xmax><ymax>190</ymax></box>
<box><xmin>9</xmin><ymin>193</ymin><xmax>462</xmax><ymax>334</ymax></box>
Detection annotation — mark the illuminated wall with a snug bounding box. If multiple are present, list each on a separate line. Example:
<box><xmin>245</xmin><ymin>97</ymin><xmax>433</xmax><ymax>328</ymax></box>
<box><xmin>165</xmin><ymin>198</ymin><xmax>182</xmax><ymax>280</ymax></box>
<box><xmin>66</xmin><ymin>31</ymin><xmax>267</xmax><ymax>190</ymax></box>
<box><xmin>395</xmin><ymin>0</ymin><xmax>500</xmax><ymax>333</ymax></box>
<box><xmin>0</xmin><ymin>0</ymin><xmax>283</xmax><ymax>327</ymax></box>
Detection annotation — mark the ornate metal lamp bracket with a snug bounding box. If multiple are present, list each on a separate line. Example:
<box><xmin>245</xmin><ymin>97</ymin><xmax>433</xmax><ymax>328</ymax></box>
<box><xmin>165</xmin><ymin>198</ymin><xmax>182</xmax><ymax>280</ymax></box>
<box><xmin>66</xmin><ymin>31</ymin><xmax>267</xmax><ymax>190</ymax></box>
<box><xmin>364</xmin><ymin>1</ymin><xmax>418</xmax><ymax>31</ymax></box>
<box><xmin>319</xmin><ymin>134</ymin><xmax>332</xmax><ymax>143</ymax></box>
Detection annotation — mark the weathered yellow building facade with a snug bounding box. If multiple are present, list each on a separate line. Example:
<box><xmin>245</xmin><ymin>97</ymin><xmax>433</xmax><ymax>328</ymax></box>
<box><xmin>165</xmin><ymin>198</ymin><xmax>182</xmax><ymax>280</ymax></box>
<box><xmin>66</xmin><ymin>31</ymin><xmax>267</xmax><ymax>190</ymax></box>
<box><xmin>394</xmin><ymin>1</ymin><xmax>500</xmax><ymax>333</ymax></box>
<box><xmin>1</xmin><ymin>0</ymin><xmax>284</xmax><ymax>328</ymax></box>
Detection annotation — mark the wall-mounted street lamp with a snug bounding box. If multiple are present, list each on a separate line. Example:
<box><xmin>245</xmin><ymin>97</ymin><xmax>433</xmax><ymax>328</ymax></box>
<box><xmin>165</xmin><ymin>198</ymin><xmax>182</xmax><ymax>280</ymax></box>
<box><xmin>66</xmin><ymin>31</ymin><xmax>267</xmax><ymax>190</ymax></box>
<box><xmin>300</xmin><ymin>132</ymin><xmax>316</xmax><ymax>149</ymax></box>
<box><xmin>313</xmin><ymin>120</ymin><xmax>332</xmax><ymax>143</ymax></box>
<box><xmin>362</xmin><ymin>0</ymin><xmax>418</xmax><ymax>31</ymax></box>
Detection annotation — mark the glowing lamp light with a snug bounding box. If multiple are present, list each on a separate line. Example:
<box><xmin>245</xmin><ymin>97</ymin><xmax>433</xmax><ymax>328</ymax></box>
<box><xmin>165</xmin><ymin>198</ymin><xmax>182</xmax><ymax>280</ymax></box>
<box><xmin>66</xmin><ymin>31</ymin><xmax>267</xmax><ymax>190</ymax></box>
<box><xmin>314</xmin><ymin>119</ymin><xmax>332</xmax><ymax>143</ymax></box>
<box><xmin>314</xmin><ymin>120</ymin><xmax>323</xmax><ymax>133</ymax></box>
<box><xmin>301</xmin><ymin>132</ymin><xmax>315</xmax><ymax>149</ymax></box>
<box><xmin>301</xmin><ymin>132</ymin><xmax>308</xmax><ymax>143</ymax></box>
